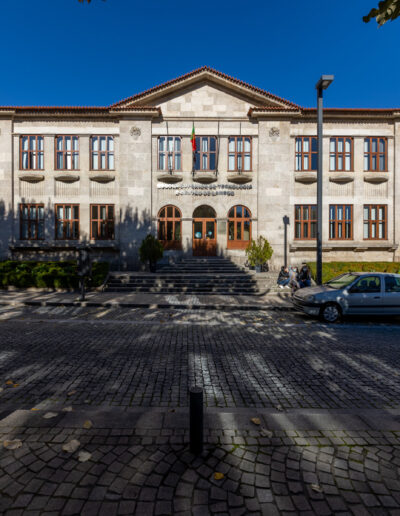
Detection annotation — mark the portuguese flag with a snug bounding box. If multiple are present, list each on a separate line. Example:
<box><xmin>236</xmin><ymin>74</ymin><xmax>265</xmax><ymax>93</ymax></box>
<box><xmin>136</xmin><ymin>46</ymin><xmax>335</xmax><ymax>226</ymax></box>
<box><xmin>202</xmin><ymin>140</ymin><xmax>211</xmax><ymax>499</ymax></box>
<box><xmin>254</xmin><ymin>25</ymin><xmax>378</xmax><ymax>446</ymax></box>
<box><xmin>191</xmin><ymin>123</ymin><xmax>196</xmax><ymax>152</ymax></box>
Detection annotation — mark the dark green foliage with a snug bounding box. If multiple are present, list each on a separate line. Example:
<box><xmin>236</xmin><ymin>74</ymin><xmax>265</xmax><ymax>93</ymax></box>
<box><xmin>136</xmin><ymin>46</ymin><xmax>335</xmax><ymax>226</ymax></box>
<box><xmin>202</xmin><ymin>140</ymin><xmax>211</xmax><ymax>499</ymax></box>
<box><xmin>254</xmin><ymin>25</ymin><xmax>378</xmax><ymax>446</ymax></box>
<box><xmin>91</xmin><ymin>262</ymin><xmax>109</xmax><ymax>287</ymax></box>
<box><xmin>245</xmin><ymin>236</ymin><xmax>273</xmax><ymax>267</ymax></box>
<box><xmin>0</xmin><ymin>260</ymin><xmax>109</xmax><ymax>289</ymax></box>
<box><xmin>139</xmin><ymin>235</ymin><xmax>164</xmax><ymax>266</ymax></box>
<box><xmin>307</xmin><ymin>261</ymin><xmax>400</xmax><ymax>283</ymax></box>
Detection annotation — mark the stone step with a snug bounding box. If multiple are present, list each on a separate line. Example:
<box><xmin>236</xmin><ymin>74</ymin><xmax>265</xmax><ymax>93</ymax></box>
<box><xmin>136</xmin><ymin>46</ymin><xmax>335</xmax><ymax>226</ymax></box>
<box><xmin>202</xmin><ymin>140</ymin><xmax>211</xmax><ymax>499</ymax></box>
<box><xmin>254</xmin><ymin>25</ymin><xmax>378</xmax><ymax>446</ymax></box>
<box><xmin>105</xmin><ymin>259</ymin><xmax>279</xmax><ymax>295</ymax></box>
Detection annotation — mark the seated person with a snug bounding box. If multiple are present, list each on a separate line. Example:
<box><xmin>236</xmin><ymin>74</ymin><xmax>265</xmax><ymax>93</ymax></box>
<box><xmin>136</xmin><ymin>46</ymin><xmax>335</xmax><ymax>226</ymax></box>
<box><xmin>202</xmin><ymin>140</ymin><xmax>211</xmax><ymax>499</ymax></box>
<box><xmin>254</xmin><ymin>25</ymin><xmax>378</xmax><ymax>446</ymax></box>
<box><xmin>299</xmin><ymin>263</ymin><xmax>312</xmax><ymax>288</ymax></box>
<box><xmin>277</xmin><ymin>266</ymin><xmax>290</xmax><ymax>288</ymax></box>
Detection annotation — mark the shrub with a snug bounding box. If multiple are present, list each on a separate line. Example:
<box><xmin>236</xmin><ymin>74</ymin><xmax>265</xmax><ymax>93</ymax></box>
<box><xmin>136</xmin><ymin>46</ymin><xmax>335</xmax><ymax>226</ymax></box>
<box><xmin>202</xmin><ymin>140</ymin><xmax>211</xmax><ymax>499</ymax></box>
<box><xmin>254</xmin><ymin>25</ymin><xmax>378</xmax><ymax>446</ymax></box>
<box><xmin>91</xmin><ymin>262</ymin><xmax>109</xmax><ymax>287</ymax></box>
<box><xmin>0</xmin><ymin>260</ymin><xmax>109</xmax><ymax>289</ymax></box>
<box><xmin>307</xmin><ymin>261</ymin><xmax>400</xmax><ymax>283</ymax></box>
<box><xmin>245</xmin><ymin>237</ymin><xmax>273</xmax><ymax>267</ymax></box>
<box><xmin>139</xmin><ymin>235</ymin><xmax>164</xmax><ymax>272</ymax></box>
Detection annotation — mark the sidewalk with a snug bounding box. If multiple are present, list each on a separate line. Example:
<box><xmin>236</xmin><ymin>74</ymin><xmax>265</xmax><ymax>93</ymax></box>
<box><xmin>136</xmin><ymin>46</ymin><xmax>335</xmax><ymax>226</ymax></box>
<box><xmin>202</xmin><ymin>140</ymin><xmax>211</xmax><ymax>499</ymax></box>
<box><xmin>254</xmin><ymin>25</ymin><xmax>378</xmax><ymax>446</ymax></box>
<box><xmin>0</xmin><ymin>289</ymin><xmax>293</xmax><ymax>311</ymax></box>
<box><xmin>1</xmin><ymin>406</ymin><xmax>400</xmax><ymax>515</ymax></box>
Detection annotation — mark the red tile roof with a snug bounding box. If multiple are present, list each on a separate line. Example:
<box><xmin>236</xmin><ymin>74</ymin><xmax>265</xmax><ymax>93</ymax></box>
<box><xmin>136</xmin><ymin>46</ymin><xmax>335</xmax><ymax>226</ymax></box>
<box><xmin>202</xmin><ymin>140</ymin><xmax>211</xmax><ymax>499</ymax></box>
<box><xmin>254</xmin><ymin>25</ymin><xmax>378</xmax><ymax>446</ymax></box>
<box><xmin>302</xmin><ymin>107</ymin><xmax>399</xmax><ymax>114</ymax></box>
<box><xmin>0</xmin><ymin>106</ymin><xmax>108</xmax><ymax>113</ymax></box>
<box><xmin>0</xmin><ymin>105</ymin><xmax>161</xmax><ymax>115</ymax></box>
<box><xmin>111</xmin><ymin>66</ymin><xmax>301</xmax><ymax>109</ymax></box>
<box><xmin>110</xmin><ymin>106</ymin><xmax>161</xmax><ymax>113</ymax></box>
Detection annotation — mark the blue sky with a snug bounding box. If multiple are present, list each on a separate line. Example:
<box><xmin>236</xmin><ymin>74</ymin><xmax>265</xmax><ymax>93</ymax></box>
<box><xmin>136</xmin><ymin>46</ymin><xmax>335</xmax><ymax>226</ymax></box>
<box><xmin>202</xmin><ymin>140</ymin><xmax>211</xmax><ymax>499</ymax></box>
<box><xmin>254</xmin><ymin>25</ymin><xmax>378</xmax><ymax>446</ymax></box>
<box><xmin>1</xmin><ymin>0</ymin><xmax>399</xmax><ymax>108</ymax></box>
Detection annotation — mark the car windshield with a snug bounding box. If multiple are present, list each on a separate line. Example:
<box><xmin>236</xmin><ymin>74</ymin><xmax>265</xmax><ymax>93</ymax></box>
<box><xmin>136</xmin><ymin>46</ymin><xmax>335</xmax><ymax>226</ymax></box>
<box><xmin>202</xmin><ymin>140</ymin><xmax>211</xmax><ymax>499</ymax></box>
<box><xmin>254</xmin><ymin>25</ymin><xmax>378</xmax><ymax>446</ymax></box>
<box><xmin>324</xmin><ymin>273</ymin><xmax>359</xmax><ymax>289</ymax></box>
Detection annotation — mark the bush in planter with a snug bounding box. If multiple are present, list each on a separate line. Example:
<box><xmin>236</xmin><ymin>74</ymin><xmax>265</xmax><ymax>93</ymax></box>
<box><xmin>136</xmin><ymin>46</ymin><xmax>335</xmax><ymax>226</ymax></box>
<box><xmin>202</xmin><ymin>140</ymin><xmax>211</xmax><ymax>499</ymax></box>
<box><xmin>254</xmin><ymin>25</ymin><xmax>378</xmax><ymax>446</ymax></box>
<box><xmin>139</xmin><ymin>234</ymin><xmax>164</xmax><ymax>272</ymax></box>
<box><xmin>91</xmin><ymin>262</ymin><xmax>109</xmax><ymax>287</ymax></box>
<box><xmin>245</xmin><ymin>236</ymin><xmax>273</xmax><ymax>272</ymax></box>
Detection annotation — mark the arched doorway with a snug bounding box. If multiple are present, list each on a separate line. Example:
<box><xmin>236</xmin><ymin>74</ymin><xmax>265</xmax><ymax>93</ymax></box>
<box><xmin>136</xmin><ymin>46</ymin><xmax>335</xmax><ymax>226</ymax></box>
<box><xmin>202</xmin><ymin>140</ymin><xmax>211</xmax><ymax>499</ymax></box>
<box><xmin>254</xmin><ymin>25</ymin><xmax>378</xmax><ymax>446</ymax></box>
<box><xmin>192</xmin><ymin>205</ymin><xmax>217</xmax><ymax>256</ymax></box>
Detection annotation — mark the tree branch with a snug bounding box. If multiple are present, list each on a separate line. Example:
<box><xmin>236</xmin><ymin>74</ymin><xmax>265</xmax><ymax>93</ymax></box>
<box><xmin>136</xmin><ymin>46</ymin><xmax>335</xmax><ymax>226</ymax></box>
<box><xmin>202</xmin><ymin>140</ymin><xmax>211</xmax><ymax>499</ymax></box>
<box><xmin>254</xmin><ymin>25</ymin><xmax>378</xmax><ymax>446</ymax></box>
<box><xmin>363</xmin><ymin>0</ymin><xmax>400</xmax><ymax>25</ymax></box>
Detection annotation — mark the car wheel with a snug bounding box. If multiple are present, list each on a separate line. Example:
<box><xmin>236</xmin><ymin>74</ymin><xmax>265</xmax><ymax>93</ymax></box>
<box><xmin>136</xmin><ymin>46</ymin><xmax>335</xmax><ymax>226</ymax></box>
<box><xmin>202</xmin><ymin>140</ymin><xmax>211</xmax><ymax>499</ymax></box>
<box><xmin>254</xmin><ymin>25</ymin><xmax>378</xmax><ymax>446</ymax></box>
<box><xmin>320</xmin><ymin>303</ymin><xmax>341</xmax><ymax>323</ymax></box>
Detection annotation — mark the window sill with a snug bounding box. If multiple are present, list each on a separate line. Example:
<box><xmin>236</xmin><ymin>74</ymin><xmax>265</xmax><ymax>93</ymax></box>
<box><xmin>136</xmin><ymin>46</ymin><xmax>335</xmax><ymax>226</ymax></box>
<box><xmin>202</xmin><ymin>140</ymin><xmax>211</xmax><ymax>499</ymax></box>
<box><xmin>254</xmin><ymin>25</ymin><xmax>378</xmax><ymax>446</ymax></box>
<box><xmin>193</xmin><ymin>172</ymin><xmax>217</xmax><ymax>184</ymax></box>
<box><xmin>89</xmin><ymin>174</ymin><xmax>115</xmax><ymax>184</ymax></box>
<box><xmin>364</xmin><ymin>173</ymin><xmax>389</xmax><ymax>184</ymax></box>
<box><xmin>157</xmin><ymin>173</ymin><xmax>183</xmax><ymax>184</ymax></box>
<box><xmin>294</xmin><ymin>171</ymin><xmax>317</xmax><ymax>184</ymax></box>
<box><xmin>10</xmin><ymin>241</ymin><xmax>120</xmax><ymax>252</ymax></box>
<box><xmin>290</xmin><ymin>241</ymin><xmax>398</xmax><ymax>251</ymax></box>
<box><xmin>328</xmin><ymin>172</ymin><xmax>354</xmax><ymax>184</ymax></box>
<box><xmin>227</xmin><ymin>173</ymin><xmax>252</xmax><ymax>185</ymax></box>
<box><xmin>55</xmin><ymin>174</ymin><xmax>80</xmax><ymax>183</ymax></box>
<box><xmin>18</xmin><ymin>173</ymin><xmax>45</xmax><ymax>183</ymax></box>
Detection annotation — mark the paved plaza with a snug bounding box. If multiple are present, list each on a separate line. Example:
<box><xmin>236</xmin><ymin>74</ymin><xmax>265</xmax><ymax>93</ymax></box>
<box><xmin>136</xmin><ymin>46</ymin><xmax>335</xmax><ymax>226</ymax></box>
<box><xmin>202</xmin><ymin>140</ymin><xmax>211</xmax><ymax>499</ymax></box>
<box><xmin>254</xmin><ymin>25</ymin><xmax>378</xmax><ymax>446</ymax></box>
<box><xmin>1</xmin><ymin>306</ymin><xmax>400</xmax><ymax>514</ymax></box>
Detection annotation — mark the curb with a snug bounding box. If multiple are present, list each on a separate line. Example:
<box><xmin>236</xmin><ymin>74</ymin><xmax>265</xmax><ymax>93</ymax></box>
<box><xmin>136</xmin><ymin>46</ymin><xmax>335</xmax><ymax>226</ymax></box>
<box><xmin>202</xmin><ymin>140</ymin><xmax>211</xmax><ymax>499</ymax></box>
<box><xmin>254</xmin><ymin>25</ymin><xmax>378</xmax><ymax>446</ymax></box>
<box><xmin>0</xmin><ymin>300</ymin><xmax>296</xmax><ymax>311</ymax></box>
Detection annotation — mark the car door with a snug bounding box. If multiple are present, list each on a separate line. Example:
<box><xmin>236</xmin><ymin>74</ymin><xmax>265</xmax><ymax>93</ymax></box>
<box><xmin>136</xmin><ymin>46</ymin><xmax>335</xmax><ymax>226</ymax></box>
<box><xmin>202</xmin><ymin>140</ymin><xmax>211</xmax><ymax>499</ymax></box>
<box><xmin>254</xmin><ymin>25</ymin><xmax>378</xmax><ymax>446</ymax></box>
<box><xmin>383</xmin><ymin>276</ymin><xmax>400</xmax><ymax>314</ymax></box>
<box><xmin>346</xmin><ymin>275</ymin><xmax>383</xmax><ymax>314</ymax></box>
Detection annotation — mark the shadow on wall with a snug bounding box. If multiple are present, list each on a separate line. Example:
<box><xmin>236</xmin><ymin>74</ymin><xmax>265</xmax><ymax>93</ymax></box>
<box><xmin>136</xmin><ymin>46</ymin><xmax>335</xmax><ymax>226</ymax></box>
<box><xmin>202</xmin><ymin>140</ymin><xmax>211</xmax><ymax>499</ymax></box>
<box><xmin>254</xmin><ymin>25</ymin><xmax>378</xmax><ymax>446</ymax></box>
<box><xmin>0</xmin><ymin>200</ymin><xmax>13</xmax><ymax>260</ymax></box>
<box><xmin>0</xmin><ymin>199</ymin><xmax>154</xmax><ymax>272</ymax></box>
<box><xmin>118</xmin><ymin>206</ymin><xmax>152</xmax><ymax>270</ymax></box>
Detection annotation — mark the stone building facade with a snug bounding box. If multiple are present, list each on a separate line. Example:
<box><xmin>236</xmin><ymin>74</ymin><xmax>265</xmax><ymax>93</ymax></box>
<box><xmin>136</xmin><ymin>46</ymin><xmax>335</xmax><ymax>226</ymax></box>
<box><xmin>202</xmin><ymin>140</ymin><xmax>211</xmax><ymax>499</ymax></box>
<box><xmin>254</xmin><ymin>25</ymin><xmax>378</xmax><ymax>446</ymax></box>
<box><xmin>0</xmin><ymin>67</ymin><xmax>399</xmax><ymax>270</ymax></box>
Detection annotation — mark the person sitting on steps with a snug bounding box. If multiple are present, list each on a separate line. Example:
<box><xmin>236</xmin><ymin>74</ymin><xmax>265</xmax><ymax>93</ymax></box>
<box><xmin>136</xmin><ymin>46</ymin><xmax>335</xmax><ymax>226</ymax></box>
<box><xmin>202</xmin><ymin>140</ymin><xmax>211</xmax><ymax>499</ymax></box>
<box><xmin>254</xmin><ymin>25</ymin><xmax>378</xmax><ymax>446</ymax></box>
<box><xmin>277</xmin><ymin>266</ymin><xmax>290</xmax><ymax>289</ymax></box>
<box><xmin>298</xmin><ymin>263</ymin><xmax>312</xmax><ymax>288</ymax></box>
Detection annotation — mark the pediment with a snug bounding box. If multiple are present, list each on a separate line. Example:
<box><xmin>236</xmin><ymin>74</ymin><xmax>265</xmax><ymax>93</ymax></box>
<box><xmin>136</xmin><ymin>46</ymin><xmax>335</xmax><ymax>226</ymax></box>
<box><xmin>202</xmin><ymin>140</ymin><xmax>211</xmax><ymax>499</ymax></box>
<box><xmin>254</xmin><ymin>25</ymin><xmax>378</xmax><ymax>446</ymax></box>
<box><xmin>112</xmin><ymin>67</ymin><xmax>298</xmax><ymax>115</ymax></box>
<box><xmin>149</xmin><ymin>81</ymin><xmax>270</xmax><ymax>118</ymax></box>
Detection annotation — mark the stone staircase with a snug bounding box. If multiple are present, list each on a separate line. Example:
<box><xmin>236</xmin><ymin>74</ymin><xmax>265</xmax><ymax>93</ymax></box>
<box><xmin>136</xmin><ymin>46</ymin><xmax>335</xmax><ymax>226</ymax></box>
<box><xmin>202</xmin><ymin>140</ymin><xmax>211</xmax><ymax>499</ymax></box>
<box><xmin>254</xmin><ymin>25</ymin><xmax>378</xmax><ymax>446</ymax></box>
<box><xmin>104</xmin><ymin>258</ymin><xmax>282</xmax><ymax>296</ymax></box>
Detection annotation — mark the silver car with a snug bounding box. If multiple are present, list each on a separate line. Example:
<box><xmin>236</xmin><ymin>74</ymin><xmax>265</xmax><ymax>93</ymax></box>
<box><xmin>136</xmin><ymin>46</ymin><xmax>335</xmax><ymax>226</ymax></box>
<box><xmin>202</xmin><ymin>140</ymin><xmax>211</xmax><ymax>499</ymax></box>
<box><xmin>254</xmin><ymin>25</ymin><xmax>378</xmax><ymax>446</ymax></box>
<box><xmin>292</xmin><ymin>272</ymin><xmax>400</xmax><ymax>323</ymax></box>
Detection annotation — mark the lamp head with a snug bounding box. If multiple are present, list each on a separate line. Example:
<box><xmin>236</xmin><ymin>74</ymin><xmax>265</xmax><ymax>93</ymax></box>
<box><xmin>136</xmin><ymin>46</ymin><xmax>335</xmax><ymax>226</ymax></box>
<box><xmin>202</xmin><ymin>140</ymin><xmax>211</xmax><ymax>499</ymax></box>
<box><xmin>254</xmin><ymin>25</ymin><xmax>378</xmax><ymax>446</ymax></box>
<box><xmin>316</xmin><ymin>75</ymin><xmax>334</xmax><ymax>90</ymax></box>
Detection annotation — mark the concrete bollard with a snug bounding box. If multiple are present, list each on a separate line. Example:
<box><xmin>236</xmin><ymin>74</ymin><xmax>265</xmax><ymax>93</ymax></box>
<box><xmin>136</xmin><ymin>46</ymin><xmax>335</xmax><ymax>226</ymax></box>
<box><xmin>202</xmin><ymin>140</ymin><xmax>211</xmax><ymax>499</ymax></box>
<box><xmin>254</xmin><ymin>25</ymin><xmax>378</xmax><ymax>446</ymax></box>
<box><xmin>189</xmin><ymin>386</ymin><xmax>203</xmax><ymax>454</ymax></box>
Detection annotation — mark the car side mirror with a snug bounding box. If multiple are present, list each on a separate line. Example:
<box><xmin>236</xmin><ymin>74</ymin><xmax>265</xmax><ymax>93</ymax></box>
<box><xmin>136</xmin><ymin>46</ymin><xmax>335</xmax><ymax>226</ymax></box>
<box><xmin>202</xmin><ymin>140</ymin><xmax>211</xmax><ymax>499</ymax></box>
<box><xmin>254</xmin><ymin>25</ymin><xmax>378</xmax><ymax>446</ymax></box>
<box><xmin>349</xmin><ymin>286</ymin><xmax>360</xmax><ymax>294</ymax></box>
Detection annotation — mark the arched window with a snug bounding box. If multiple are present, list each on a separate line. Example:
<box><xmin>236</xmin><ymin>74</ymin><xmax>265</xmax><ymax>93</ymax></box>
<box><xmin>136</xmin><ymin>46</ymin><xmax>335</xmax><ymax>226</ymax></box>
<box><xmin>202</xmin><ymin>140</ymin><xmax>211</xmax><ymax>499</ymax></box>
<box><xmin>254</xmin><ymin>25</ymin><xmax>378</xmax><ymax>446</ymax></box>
<box><xmin>227</xmin><ymin>205</ymin><xmax>251</xmax><ymax>249</ymax></box>
<box><xmin>157</xmin><ymin>205</ymin><xmax>182</xmax><ymax>250</ymax></box>
<box><xmin>193</xmin><ymin>205</ymin><xmax>216</xmax><ymax>218</ymax></box>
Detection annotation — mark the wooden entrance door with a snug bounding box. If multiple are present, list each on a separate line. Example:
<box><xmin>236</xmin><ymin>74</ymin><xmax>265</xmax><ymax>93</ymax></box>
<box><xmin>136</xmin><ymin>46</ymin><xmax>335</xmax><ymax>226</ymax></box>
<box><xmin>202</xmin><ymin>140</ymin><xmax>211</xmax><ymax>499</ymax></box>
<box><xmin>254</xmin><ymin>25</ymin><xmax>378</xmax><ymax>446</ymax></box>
<box><xmin>193</xmin><ymin>218</ymin><xmax>217</xmax><ymax>256</ymax></box>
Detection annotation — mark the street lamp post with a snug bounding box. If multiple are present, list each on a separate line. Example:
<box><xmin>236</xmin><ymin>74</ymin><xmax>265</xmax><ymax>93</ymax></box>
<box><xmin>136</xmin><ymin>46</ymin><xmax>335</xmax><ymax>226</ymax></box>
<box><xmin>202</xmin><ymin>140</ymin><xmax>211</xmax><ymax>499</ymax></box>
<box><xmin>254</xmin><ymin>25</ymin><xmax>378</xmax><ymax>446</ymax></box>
<box><xmin>315</xmin><ymin>75</ymin><xmax>334</xmax><ymax>285</ymax></box>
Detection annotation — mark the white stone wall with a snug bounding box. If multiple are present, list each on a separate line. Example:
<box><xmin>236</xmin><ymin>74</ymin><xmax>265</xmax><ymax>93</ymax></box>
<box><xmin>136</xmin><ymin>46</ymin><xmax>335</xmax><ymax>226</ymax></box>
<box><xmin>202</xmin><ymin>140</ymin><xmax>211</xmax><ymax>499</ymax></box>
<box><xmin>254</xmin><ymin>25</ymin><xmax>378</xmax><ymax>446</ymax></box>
<box><xmin>0</xmin><ymin>119</ymin><xmax>13</xmax><ymax>258</ymax></box>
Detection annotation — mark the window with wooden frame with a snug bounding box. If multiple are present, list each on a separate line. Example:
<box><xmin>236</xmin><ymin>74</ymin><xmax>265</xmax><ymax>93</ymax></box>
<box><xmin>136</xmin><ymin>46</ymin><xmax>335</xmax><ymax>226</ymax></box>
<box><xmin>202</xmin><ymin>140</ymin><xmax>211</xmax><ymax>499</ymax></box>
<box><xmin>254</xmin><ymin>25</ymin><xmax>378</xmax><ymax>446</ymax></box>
<box><xmin>363</xmin><ymin>205</ymin><xmax>387</xmax><ymax>240</ymax></box>
<box><xmin>294</xmin><ymin>205</ymin><xmax>317</xmax><ymax>240</ymax></box>
<box><xmin>157</xmin><ymin>205</ymin><xmax>182</xmax><ymax>250</ymax></box>
<box><xmin>194</xmin><ymin>136</ymin><xmax>217</xmax><ymax>171</ymax></box>
<box><xmin>19</xmin><ymin>204</ymin><xmax>44</xmax><ymax>240</ymax></box>
<box><xmin>20</xmin><ymin>136</ymin><xmax>44</xmax><ymax>170</ymax></box>
<box><xmin>329</xmin><ymin>205</ymin><xmax>353</xmax><ymax>240</ymax></box>
<box><xmin>55</xmin><ymin>205</ymin><xmax>79</xmax><ymax>240</ymax></box>
<box><xmin>227</xmin><ymin>205</ymin><xmax>251</xmax><ymax>249</ymax></box>
<box><xmin>295</xmin><ymin>137</ymin><xmax>317</xmax><ymax>171</ymax></box>
<box><xmin>158</xmin><ymin>137</ymin><xmax>181</xmax><ymax>171</ymax></box>
<box><xmin>364</xmin><ymin>137</ymin><xmax>387</xmax><ymax>171</ymax></box>
<box><xmin>329</xmin><ymin>137</ymin><xmax>353</xmax><ymax>171</ymax></box>
<box><xmin>90</xmin><ymin>204</ymin><xmax>114</xmax><ymax>240</ymax></box>
<box><xmin>228</xmin><ymin>137</ymin><xmax>252</xmax><ymax>172</ymax></box>
<box><xmin>55</xmin><ymin>136</ymin><xmax>79</xmax><ymax>170</ymax></box>
<box><xmin>90</xmin><ymin>136</ymin><xmax>114</xmax><ymax>170</ymax></box>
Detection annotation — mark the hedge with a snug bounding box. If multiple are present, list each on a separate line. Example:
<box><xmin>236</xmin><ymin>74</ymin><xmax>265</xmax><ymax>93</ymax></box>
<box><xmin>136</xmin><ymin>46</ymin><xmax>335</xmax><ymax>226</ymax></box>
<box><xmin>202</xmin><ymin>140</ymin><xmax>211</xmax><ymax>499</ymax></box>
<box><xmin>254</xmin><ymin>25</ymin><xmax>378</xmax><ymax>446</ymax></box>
<box><xmin>0</xmin><ymin>261</ymin><xmax>109</xmax><ymax>289</ymax></box>
<box><xmin>307</xmin><ymin>261</ymin><xmax>400</xmax><ymax>284</ymax></box>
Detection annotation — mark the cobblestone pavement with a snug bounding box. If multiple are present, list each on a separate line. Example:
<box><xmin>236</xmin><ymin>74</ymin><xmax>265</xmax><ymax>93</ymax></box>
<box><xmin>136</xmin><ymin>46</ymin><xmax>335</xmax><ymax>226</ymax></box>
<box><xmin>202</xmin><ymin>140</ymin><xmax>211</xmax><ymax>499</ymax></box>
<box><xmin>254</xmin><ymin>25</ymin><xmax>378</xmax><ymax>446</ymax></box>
<box><xmin>1</xmin><ymin>307</ymin><xmax>400</xmax><ymax>514</ymax></box>
<box><xmin>2</xmin><ymin>418</ymin><xmax>400</xmax><ymax>515</ymax></box>
<box><xmin>0</xmin><ymin>307</ymin><xmax>400</xmax><ymax>409</ymax></box>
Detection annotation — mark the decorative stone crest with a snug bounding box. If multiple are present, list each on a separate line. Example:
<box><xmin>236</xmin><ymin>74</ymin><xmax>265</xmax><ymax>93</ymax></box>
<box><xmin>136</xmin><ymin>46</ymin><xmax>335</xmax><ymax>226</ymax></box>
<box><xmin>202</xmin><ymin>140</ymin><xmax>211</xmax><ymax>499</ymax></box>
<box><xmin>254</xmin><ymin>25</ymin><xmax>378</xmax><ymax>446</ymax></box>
<box><xmin>130</xmin><ymin>126</ymin><xmax>141</xmax><ymax>138</ymax></box>
<box><xmin>269</xmin><ymin>127</ymin><xmax>280</xmax><ymax>138</ymax></box>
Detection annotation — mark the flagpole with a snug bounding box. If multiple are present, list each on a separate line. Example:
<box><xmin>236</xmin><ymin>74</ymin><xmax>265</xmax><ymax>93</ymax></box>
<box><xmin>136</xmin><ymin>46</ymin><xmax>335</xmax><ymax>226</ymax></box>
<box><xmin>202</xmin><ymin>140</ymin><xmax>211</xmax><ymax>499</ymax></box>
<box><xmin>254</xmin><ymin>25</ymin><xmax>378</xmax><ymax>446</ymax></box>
<box><xmin>191</xmin><ymin>121</ymin><xmax>196</xmax><ymax>176</ymax></box>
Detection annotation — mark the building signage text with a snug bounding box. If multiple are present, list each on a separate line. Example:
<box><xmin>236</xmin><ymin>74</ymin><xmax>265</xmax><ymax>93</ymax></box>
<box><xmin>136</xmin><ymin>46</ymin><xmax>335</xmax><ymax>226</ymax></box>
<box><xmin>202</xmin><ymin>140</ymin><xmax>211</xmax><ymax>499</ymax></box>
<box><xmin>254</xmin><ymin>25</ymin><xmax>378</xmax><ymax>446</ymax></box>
<box><xmin>157</xmin><ymin>183</ymin><xmax>253</xmax><ymax>196</ymax></box>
